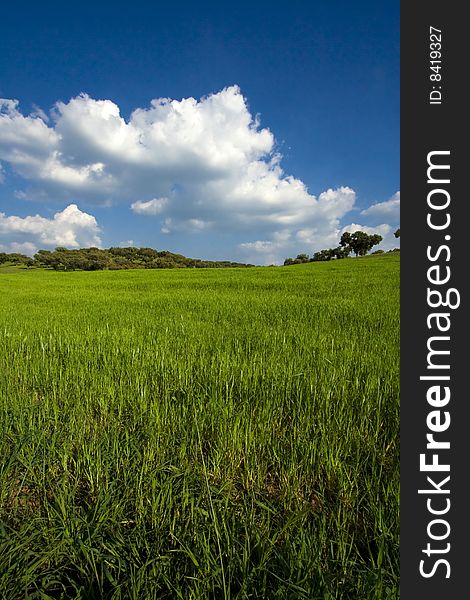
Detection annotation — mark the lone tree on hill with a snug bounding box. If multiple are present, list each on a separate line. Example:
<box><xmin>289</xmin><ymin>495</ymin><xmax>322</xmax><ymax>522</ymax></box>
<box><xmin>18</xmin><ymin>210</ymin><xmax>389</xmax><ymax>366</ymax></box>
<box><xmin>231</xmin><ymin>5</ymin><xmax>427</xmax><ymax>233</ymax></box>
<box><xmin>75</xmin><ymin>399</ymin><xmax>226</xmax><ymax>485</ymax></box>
<box><xmin>340</xmin><ymin>231</ymin><xmax>383</xmax><ymax>256</ymax></box>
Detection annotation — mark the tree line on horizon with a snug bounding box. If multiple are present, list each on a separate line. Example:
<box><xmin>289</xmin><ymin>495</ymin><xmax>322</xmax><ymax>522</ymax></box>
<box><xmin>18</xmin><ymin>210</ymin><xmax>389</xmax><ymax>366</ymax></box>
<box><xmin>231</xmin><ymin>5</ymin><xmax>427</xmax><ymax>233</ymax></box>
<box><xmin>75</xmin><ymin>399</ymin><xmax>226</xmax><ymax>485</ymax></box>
<box><xmin>1</xmin><ymin>229</ymin><xmax>400</xmax><ymax>271</ymax></box>
<box><xmin>284</xmin><ymin>230</ymin><xmax>400</xmax><ymax>265</ymax></box>
<box><xmin>0</xmin><ymin>246</ymin><xmax>254</xmax><ymax>271</ymax></box>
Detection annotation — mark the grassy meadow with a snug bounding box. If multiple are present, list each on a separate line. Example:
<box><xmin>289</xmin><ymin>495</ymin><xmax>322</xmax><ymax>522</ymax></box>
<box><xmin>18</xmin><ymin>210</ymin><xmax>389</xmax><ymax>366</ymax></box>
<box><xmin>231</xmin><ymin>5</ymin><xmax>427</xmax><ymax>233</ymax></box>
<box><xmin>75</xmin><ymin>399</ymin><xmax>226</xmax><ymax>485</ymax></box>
<box><xmin>0</xmin><ymin>255</ymin><xmax>399</xmax><ymax>599</ymax></box>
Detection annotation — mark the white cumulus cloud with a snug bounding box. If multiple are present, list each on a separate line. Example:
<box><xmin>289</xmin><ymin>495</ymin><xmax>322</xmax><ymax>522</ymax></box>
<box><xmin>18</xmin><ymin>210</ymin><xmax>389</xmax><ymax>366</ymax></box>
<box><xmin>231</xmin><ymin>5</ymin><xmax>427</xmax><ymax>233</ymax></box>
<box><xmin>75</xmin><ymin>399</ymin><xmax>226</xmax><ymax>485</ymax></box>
<box><xmin>360</xmin><ymin>191</ymin><xmax>400</xmax><ymax>220</ymax></box>
<box><xmin>0</xmin><ymin>88</ymin><xmax>399</xmax><ymax>263</ymax></box>
<box><xmin>0</xmin><ymin>204</ymin><xmax>102</xmax><ymax>254</ymax></box>
<box><xmin>131</xmin><ymin>197</ymin><xmax>168</xmax><ymax>215</ymax></box>
<box><xmin>0</xmin><ymin>88</ymin><xmax>359</xmax><ymax>262</ymax></box>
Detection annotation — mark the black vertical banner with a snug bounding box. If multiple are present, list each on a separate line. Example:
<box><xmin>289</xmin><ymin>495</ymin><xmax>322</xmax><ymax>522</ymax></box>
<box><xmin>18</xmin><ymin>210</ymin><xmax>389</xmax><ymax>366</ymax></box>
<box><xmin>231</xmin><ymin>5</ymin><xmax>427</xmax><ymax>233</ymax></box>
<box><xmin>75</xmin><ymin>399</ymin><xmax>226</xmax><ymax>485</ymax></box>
<box><xmin>401</xmin><ymin>2</ymin><xmax>467</xmax><ymax>598</ymax></box>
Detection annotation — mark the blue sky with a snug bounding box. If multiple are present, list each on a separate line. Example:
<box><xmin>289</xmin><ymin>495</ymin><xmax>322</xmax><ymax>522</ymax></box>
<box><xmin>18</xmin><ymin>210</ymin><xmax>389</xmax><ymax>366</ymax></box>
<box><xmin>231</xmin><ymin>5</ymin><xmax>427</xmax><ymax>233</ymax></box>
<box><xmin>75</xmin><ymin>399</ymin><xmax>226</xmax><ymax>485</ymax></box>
<box><xmin>0</xmin><ymin>0</ymin><xmax>399</xmax><ymax>264</ymax></box>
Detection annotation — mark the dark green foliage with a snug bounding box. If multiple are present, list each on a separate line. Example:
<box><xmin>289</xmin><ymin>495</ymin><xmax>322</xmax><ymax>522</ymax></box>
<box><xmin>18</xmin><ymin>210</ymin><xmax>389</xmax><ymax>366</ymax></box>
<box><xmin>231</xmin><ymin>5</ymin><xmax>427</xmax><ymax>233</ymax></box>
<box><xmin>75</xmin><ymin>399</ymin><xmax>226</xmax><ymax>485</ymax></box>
<box><xmin>332</xmin><ymin>245</ymin><xmax>351</xmax><ymax>259</ymax></box>
<box><xmin>309</xmin><ymin>246</ymin><xmax>350</xmax><ymax>262</ymax></box>
<box><xmin>340</xmin><ymin>231</ymin><xmax>383</xmax><ymax>256</ymax></box>
<box><xmin>311</xmin><ymin>249</ymin><xmax>334</xmax><ymax>262</ymax></box>
<box><xmin>0</xmin><ymin>252</ymin><xmax>31</xmax><ymax>265</ymax></box>
<box><xmin>394</xmin><ymin>228</ymin><xmax>400</xmax><ymax>238</ymax></box>
<box><xmin>339</xmin><ymin>231</ymin><xmax>352</xmax><ymax>248</ymax></box>
<box><xmin>27</xmin><ymin>247</ymin><xmax>255</xmax><ymax>271</ymax></box>
<box><xmin>284</xmin><ymin>254</ymin><xmax>310</xmax><ymax>266</ymax></box>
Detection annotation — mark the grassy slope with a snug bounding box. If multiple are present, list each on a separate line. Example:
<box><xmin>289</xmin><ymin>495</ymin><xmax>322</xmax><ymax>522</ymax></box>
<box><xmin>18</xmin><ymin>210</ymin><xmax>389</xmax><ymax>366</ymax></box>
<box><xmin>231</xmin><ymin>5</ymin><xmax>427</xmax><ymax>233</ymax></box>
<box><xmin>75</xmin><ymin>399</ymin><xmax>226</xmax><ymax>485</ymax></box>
<box><xmin>0</xmin><ymin>256</ymin><xmax>399</xmax><ymax>599</ymax></box>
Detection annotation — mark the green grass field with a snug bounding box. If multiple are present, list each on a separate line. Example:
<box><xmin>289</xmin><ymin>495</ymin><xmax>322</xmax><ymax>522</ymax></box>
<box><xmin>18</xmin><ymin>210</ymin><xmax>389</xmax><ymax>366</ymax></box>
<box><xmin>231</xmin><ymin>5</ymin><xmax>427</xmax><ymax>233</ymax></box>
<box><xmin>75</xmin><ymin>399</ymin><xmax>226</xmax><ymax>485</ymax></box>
<box><xmin>0</xmin><ymin>255</ymin><xmax>399</xmax><ymax>599</ymax></box>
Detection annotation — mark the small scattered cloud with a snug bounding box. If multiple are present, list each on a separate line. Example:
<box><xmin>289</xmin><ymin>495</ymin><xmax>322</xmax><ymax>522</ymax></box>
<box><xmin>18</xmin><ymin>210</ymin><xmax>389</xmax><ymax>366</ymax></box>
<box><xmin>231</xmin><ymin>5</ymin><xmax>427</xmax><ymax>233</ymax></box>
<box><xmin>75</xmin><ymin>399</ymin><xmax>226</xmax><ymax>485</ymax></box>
<box><xmin>238</xmin><ymin>239</ymin><xmax>287</xmax><ymax>265</ymax></box>
<box><xmin>237</xmin><ymin>186</ymin><xmax>356</xmax><ymax>264</ymax></box>
<box><xmin>31</xmin><ymin>104</ymin><xmax>50</xmax><ymax>123</ymax></box>
<box><xmin>360</xmin><ymin>191</ymin><xmax>400</xmax><ymax>220</ymax></box>
<box><xmin>131</xmin><ymin>197</ymin><xmax>168</xmax><ymax>215</ymax></box>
